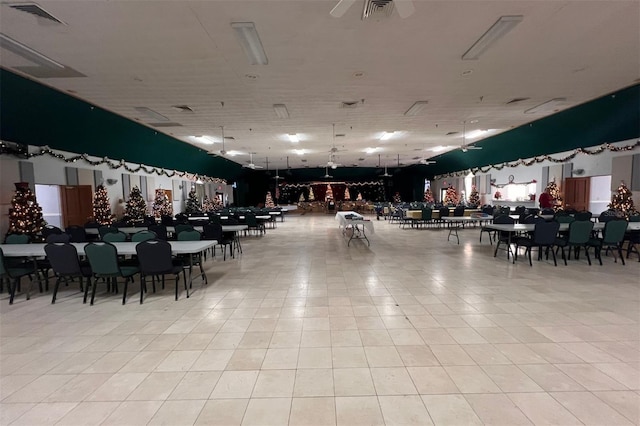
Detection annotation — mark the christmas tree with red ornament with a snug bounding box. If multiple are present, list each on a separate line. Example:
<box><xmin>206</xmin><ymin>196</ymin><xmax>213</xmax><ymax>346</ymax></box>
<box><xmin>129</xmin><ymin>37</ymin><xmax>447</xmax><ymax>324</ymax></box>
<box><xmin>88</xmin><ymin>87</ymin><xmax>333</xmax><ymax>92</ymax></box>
<box><xmin>8</xmin><ymin>182</ymin><xmax>46</xmax><ymax>235</ymax></box>
<box><xmin>609</xmin><ymin>181</ymin><xmax>637</xmax><ymax>217</ymax></box>
<box><xmin>93</xmin><ymin>184</ymin><xmax>113</xmax><ymax>225</ymax></box>
<box><xmin>444</xmin><ymin>185</ymin><xmax>459</xmax><ymax>205</ymax></box>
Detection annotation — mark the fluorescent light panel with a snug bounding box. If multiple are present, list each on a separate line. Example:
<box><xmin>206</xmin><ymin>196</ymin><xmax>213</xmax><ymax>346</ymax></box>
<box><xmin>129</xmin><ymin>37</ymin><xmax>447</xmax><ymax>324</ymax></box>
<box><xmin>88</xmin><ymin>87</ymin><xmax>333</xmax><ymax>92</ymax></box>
<box><xmin>134</xmin><ymin>107</ymin><xmax>170</xmax><ymax>122</ymax></box>
<box><xmin>462</xmin><ymin>15</ymin><xmax>523</xmax><ymax>60</ymax></box>
<box><xmin>524</xmin><ymin>98</ymin><xmax>566</xmax><ymax>114</ymax></box>
<box><xmin>380</xmin><ymin>131</ymin><xmax>395</xmax><ymax>141</ymax></box>
<box><xmin>404</xmin><ymin>101</ymin><xmax>428</xmax><ymax>116</ymax></box>
<box><xmin>0</xmin><ymin>33</ymin><xmax>65</xmax><ymax>69</ymax></box>
<box><xmin>288</xmin><ymin>133</ymin><xmax>299</xmax><ymax>143</ymax></box>
<box><xmin>231</xmin><ymin>22</ymin><xmax>268</xmax><ymax>65</ymax></box>
<box><xmin>190</xmin><ymin>135</ymin><xmax>216</xmax><ymax>145</ymax></box>
<box><xmin>273</xmin><ymin>104</ymin><xmax>289</xmax><ymax>119</ymax></box>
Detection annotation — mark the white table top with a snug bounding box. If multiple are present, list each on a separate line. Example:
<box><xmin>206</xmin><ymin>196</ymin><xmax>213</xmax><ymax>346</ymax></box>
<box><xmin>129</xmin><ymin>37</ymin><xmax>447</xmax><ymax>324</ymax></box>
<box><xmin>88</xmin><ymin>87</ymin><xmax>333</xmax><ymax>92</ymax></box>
<box><xmin>484</xmin><ymin>222</ymin><xmax>639</xmax><ymax>233</ymax></box>
<box><xmin>0</xmin><ymin>241</ymin><xmax>217</xmax><ymax>257</ymax></box>
<box><xmin>442</xmin><ymin>216</ymin><xmax>493</xmax><ymax>222</ymax></box>
<box><xmin>335</xmin><ymin>212</ymin><xmax>374</xmax><ymax>234</ymax></box>
<box><xmin>335</xmin><ymin>211</ymin><xmax>363</xmax><ymax>220</ymax></box>
<box><xmin>85</xmin><ymin>225</ymin><xmax>248</xmax><ymax>235</ymax></box>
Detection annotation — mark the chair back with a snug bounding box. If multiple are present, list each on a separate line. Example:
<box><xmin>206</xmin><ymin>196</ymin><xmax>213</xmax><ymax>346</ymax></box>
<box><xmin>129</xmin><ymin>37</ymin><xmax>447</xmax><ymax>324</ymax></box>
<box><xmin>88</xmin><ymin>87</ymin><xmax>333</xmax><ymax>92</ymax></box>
<box><xmin>44</xmin><ymin>243</ymin><xmax>83</xmax><ymax>276</ymax></box>
<box><xmin>142</xmin><ymin>216</ymin><xmax>156</xmax><ymax>225</ymax></box>
<box><xmin>574</xmin><ymin>211</ymin><xmax>592</xmax><ymax>221</ymax></box>
<box><xmin>482</xmin><ymin>206</ymin><xmax>494</xmax><ymax>215</ymax></box>
<box><xmin>244</xmin><ymin>214</ymin><xmax>258</xmax><ymax>226</ymax></box>
<box><xmin>602</xmin><ymin>220</ymin><xmax>628</xmax><ymax>244</ymax></box>
<box><xmin>599</xmin><ymin>209</ymin><xmax>619</xmax><ymax>222</ymax></box>
<box><xmin>160</xmin><ymin>215</ymin><xmax>174</xmax><ymax>226</ymax></box>
<box><xmin>0</xmin><ymin>247</ymin><xmax>6</xmax><ymax>276</ymax></box>
<box><xmin>453</xmin><ymin>206</ymin><xmax>465</xmax><ymax>217</ymax></box>
<box><xmin>438</xmin><ymin>207</ymin><xmax>450</xmax><ymax>218</ymax></box>
<box><xmin>5</xmin><ymin>234</ymin><xmax>31</xmax><ymax>244</ymax></box>
<box><xmin>103</xmin><ymin>231</ymin><xmax>127</xmax><ymax>242</ymax></box>
<box><xmin>533</xmin><ymin>221</ymin><xmax>561</xmax><ymax>245</ymax></box>
<box><xmin>554</xmin><ymin>215</ymin><xmax>575</xmax><ymax>224</ymax></box>
<box><xmin>421</xmin><ymin>208</ymin><xmax>432</xmax><ymax>220</ymax></box>
<box><xmin>136</xmin><ymin>240</ymin><xmax>174</xmax><ymax>274</ymax></box>
<box><xmin>175</xmin><ymin>224</ymin><xmax>194</xmax><ymax>236</ymax></box>
<box><xmin>499</xmin><ymin>206</ymin><xmax>511</xmax><ymax>215</ymax></box>
<box><xmin>66</xmin><ymin>226</ymin><xmax>87</xmax><ymax>243</ymax></box>
<box><xmin>177</xmin><ymin>230</ymin><xmax>201</xmax><ymax>241</ymax></box>
<box><xmin>42</xmin><ymin>225</ymin><xmax>63</xmax><ymax>240</ymax></box>
<box><xmin>493</xmin><ymin>215</ymin><xmax>515</xmax><ymax>225</ymax></box>
<box><xmin>629</xmin><ymin>214</ymin><xmax>640</xmax><ymax>222</ymax></box>
<box><xmin>132</xmin><ymin>230</ymin><xmax>157</xmax><ymax>242</ymax></box>
<box><xmin>148</xmin><ymin>224</ymin><xmax>168</xmax><ymax>240</ymax></box>
<box><xmin>98</xmin><ymin>226</ymin><xmax>119</xmax><ymax>238</ymax></box>
<box><xmin>84</xmin><ymin>242</ymin><xmax>121</xmax><ymax>276</ymax></box>
<box><xmin>541</xmin><ymin>208</ymin><xmax>555</xmax><ymax>215</ymax></box>
<box><xmin>522</xmin><ymin>215</ymin><xmax>541</xmax><ymax>224</ymax></box>
<box><xmin>514</xmin><ymin>206</ymin><xmax>526</xmax><ymax>215</ymax></box>
<box><xmin>567</xmin><ymin>220</ymin><xmax>594</xmax><ymax>245</ymax></box>
<box><xmin>46</xmin><ymin>233</ymin><xmax>71</xmax><ymax>243</ymax></box>
<box><xmin>203</xmin><ymin>223</ymin><xmax>223</xmax><ymax>241</ymax></box>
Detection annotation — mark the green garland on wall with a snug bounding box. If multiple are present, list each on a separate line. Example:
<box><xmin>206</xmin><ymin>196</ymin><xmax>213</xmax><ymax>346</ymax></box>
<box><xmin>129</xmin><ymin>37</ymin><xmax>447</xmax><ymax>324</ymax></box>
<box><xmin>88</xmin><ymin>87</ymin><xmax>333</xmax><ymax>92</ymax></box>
<box><xmin>435</xmin><ymin>140</ymin><xmax>640</xmax><ymax>179</ymax></box>
<box><xmin>1</xmin><ymin>141</ymin><xmax>226</xmax><ymax>184</ymax></box>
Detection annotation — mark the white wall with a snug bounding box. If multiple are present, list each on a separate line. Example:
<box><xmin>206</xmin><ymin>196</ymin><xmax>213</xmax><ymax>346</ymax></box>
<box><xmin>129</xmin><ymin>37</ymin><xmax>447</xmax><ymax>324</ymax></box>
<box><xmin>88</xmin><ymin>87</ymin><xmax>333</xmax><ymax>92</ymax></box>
<box><xmin>433</xmin><ymin>139</ymin><xmax>640</xmax><ymax>209</ymax></box>
<box><xmin>35</xmin><ymin>184</ymin><xmax>62</xmax><ymax>228</ymax></box>
<box><xmin>0</xmin><ymin>147</ymin><xmax>233</xmax><ymax>235</ymax></box>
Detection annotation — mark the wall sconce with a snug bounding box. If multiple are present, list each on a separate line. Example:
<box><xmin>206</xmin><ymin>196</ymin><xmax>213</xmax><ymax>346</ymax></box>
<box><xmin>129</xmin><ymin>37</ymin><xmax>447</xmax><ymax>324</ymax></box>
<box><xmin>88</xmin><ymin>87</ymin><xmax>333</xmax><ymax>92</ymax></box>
<box><xmin>105</xmin><ymin>178</ymin><xmax>118</xmax><ymax>186</ymax></box>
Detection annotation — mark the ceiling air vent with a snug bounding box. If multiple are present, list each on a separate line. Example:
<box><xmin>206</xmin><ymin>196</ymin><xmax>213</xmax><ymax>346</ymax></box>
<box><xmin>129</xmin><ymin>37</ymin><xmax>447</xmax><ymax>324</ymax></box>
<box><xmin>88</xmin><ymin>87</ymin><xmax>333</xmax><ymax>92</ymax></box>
<box><xmin>172</xmin><ymin>105</ymin><xmax>194</xmax><ymax>112</ymax></box>
<box><xmin>9</xmin><ymin>3</ymin><xmax>65</xmax><ymax>24</ymax></box>
<box><xmin>506</xmin><ymin>97</ymin><xmax>530</xmax><ymax>105</ymax></box>
<box><xmin>446</xmin><ymin>131</ymin><xmax>459</xmax><ymax>136</ymax></box>
<box><xmin>335</xmin><ymin>134</ymin><xmax>346</xmax><ymax>138</ymax></box>
<box><xmin>150</xmin><ymin>122</ymin><xmax>182</xmax><ymax>128</ymax></box>
<box><xmin>362</xmin><ymin>0</ymin><xmax>394</xmax><ymax>19</ymax></box>
<box><xmin>340</xmin><ymin>101</ymin><xmax>359</xmax><ymax>109</ymax></box>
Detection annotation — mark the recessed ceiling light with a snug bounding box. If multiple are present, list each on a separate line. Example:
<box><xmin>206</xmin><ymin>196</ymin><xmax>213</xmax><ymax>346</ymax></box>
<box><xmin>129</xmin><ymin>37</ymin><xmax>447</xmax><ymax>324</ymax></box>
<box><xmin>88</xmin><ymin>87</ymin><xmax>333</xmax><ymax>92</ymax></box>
<box><xmin>465</xmin><ymin>129</ymin><xmax>498</xmax><ymax>139</ymax></box>
<box><xmin>364</xmin><ymin>147</ymin><xmax>379</xmax><ymax>154</ymax></box>
<box><xmin>380</xmin><ymin>131</ymin><xmax>396</xmax><ymax>141</ymax></box>
<box><xmin>469</xmin><ymin>119</ymin><xmax>479</xmax><ymax>124</ymax></box>
<box><xmin>462</xmin><ymin>15</ymin><xmax>524</xmax><ymax>60</ymax></box>
<box><xmin>524</xmin><ymin>98</ymin><xmax>566</xmax><ymax>114</ymax></box>
<box><xmin>190</xmin><ymin>135</ymin><xmax>216</xmax><ymax>145</ymax></box>
<box><xmin>134</xmin><ymin>107</ymin><xmax>170</xmax><ymax>122</ymax></box>
<box><xmin>293</xmin><ymin>149</ymin><xmax>305</xmax><ymax>156</ymax></box>
<box><xmin>404</xmin><ymin>101</ymin><xmax>428</xmax><ymax>117</ymax></box>
<box><xmin>288</xmin><ymin>134</ymin><xmax>299</xmax><ymax>143</ymax></box>
<box><xmin>231</xmin><ymin>22</ymin><xmax>268</xmax><ymax>65</ymax></box>
<box><xmin>431</xmin><ymin>145</ymin><xmax>450</xmax><ymax>152</ymax></box>
<box><xmin>0</xmin><ymin>33</ymin><xmax>65</xmax><ymax>69</ymax></box>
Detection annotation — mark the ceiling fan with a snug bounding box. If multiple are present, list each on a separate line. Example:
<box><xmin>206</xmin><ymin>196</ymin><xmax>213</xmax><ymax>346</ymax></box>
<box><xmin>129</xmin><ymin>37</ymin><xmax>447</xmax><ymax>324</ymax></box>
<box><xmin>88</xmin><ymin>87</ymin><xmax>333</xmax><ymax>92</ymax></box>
<box><xmin>323</xmin><ymin>166</ymin><xmax>333</xmax><ymax>179</ymax></box>
<box><xmin>328</xmin><ymin>124</ymin><xmax>347</xmax><ymax>155</ymax></box>
<box><xmin>243</xmin><ymin>152</ymin><xmax>264</xmax><ymax>169</ymax></box>
<box><xmin>330</xmin><ymin>0</ymin><xmax>415</xmax><ymax>19</ymax></box>
<box><xmin>414</xmin><ymin>157</ymin><xmax>436</xmax><ymax>165</ymax></box>
<box><xmin>380</xmin><ymin>164</ymin><xmax>393</xmax><ymax>177</ymax></box>
<box><xmin>272</xmin><ymin>167</ymin><xmax>283</xmax><ymax>180</ymax></box>
<box><xmin>208</xmin><ymin>126</ymin><xmax>228</xmax><ymax>157</ymax></box>
<box><xmin>460</xmin><ymin>121</ymin><xmax>483</xmax><ymax>153</ymax></box>
<box><xmin>322</xmin><ymin>153</ymin><xmax>343</xmax><ymax>169</ymax></box>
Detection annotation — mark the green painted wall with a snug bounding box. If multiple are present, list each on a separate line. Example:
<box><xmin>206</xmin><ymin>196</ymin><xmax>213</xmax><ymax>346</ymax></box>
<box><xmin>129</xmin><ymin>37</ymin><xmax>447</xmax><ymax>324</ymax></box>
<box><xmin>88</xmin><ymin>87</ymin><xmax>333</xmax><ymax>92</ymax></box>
<box><xmin>0</xmin><ymin>69</ymin><xmax>244</xmax><ymax>180</ymax></box>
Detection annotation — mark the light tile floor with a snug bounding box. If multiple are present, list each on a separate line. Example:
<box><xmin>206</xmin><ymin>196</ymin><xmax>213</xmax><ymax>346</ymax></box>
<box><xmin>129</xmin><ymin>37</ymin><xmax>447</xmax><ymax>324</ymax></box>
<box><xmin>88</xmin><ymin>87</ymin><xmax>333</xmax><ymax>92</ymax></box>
<box><xmin>1</xmin><ymin>214</ymin><xmax>639</xmax><ymax>425</ymax></box>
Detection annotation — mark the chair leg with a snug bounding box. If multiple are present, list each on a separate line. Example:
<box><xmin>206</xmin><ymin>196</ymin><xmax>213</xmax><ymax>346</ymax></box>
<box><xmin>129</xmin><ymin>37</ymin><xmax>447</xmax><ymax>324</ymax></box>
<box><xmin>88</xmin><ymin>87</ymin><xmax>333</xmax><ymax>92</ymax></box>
<box><xmin>596</xmin><ymin>247</ymin><xmax>603</xmax><ymax>265</ymax></box>
<box><xmin>174</xmin><ymin>274</ymin><xmax>180</xmax><ymax>301</ymax></box>
<box><xmin>618</xmin><ymin>246</ymin><xmax>625</xmax><ymax>265</ymax></box>
<box><xmin>9</xmin><ymin>278</ymin><xmax>18</xmax><ymax>304</ymax></box>
<box><xmin>52</xmin><ymin>276</ymin><xmax>62</xmax><ymax>304</ymax></box>
<box><xmin>90</xmin><ymin>277</ymin><xmax>99</xmax><ymax>305</ymax></box>
<box><xmin>551</xmin><ymin>246</ymin><xmax>557</xmax><ymax>266</ymax></box>
<box><xmin>83</xmin><ymin>277</ymin><xmax>91</xmax><ymax>303</ymax></box>
<box><xmin>560</xmin><ymin>247</ymin><xmax>567</xmax><ymax>266</ymax></box>
<box><xmin>140</xmin><ymin>276</ymin><xmax>146</xmax><ymax>304</ymax></box>
<box><xmin>175</xmin><ymin>273</ymin><xmax>180</xmax><ymax>301</ymax></box>
<box><xmin>527</xmin><ymin>247</ymin><xmax>532</xmax><ymax>266</ymax></box>
<box><xmin>584</xmin><ymin>245</ymin><xmax>591</xmax><ymax>266</ymax></box>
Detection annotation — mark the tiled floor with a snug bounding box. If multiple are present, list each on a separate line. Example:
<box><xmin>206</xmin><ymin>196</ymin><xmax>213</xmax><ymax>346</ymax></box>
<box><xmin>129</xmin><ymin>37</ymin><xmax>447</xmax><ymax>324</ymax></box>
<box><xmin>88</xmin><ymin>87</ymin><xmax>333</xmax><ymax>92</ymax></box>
<box><xmin>1</xmin><ymin>214</ymin><xmax>639</xmax><ymax>425</ymax></box>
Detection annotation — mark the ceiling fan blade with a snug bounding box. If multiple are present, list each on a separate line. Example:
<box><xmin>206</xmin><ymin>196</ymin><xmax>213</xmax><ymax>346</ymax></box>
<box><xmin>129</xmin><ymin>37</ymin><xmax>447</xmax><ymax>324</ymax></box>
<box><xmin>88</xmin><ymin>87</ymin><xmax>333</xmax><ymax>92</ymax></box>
<box><xmin>468</xmin><ymin>146</ymin><xmax>483</xmax><ymax>150</ymax></box>
<box><xmin>394</xmin><ymin>0</ymin><xmax>415</xmax><ymax>18</ymax></box>
<box><xmin>330</xmin><ymin>0</ymin><xmax>357</xmax><ymax>18</ymax></box>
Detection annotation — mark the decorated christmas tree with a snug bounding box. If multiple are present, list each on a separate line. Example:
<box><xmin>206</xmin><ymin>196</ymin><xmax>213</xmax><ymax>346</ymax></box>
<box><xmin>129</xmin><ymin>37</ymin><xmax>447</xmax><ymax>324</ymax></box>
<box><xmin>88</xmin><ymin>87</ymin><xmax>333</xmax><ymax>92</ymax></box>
<box><xmin>152</xmin><ymin>188</ymin><xmax>173</xmax><ymax>218</ymax></box>
<box><xmin>213</xmin><ymin>195</ymin><xmax>224</xmax><ymax>210</ymax></box>
<box><xmin>308</xmin><ymin>187</ymin><xmax>315</xmax><ymax>201</ymax></box>
<box><xmin>265</xmin><ymin>191</ymin><xmax>275</xmax><ymax>208</ymax></box>
<box><xmin>393</xmin><ymin>192</ymin><xmax>402</xmax><ymax>203</ymax></box>
<box><xmin>609</xmin><ymin>181</ymin><xmax>637</xmax><ymax>216</ymax></box>
<box><xmin>298</xmin><ymin>193</ymin><xmax>305</xmax><ymax>203</ymax></box>
<box><xmin>202</xmin><ymin>195</ymin><xmax>215</xmax><ymax>213</ymax></box>
<box><xmin>357</xmin><ymin>192</ymin><xmax>363</xmax><ymax>201</ymax></box>
<box><xmin>423</xmin><ymin>188</ymin><xmax>434</xmax><ymax>204</ymax></box>
<box><xmin>468</xmin><ymin>185</ymin><xmax>480</xmax><ymax>207</ymax></box>
<box><xmin>326</xmin><ymin>184</ymin><xmax>333</xmax><ymax>200</ymax></box>
<box><xmin>125</xmin><ymin>186</ymin><xmax>148</xmax><ymax>224</ymax></box>
<box><xmin>444</xmin><ymin>185</ymin><xmax>459</xmax><ymax>205</ymax></box>
<box><xmin>185</xmin><ymin>189</ymin><xmax>201</xmax><ymax>214</ymax></box>
<box><xmin>344</xmin><ymin>187</ymin><xmax>351</xmax><ymax>201</ymax></box>
<box><xmin>8</xmin><ymin>182</ymin><xmax>46</xmax><ymax>235</ymax></box>
<box><xmin>93</xmin><ymin>184</ymin><xmax>112</xmax><ymax>225</ymax></box>
<box><xmin>545</xmin><ymin>180</ymin><xmax>562</xmax><ymax>210</ymax></box>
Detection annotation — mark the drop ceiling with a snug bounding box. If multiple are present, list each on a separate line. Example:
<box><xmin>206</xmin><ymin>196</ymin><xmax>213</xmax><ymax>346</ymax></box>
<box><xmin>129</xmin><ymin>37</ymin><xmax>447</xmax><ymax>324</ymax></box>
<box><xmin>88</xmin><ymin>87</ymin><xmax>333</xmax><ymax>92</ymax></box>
<box><xmin>1</xmin><ymin>0</ymin><xmax>638</xmax><ymax>170</ymax></box>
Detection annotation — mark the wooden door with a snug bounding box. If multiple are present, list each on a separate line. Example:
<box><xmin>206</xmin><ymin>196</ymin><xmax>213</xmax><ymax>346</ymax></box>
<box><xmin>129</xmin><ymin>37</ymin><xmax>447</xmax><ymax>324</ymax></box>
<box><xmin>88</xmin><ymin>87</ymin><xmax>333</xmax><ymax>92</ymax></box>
<box><xmin>563</xmin><ymin>177</ymin><xmax>590</xmax><ymax>211</ymax></box>
<box><xmin>60</xmin><ymin>185</ymin><xmax>93</xmax><ymax>227</ymax></box>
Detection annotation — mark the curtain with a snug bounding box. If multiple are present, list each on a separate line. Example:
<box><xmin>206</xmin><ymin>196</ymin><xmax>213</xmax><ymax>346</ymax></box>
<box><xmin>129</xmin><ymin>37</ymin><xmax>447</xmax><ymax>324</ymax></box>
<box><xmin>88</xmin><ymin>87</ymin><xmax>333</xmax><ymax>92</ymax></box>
<box><xmin>312</xmin><ymin>184</ymin><xmax>327</xmax><ymax>201</ymax></box>
<box><xmin>331</xmin><ymin>184</ymin><xmax>346</xmax><ymax>202</ymax></box>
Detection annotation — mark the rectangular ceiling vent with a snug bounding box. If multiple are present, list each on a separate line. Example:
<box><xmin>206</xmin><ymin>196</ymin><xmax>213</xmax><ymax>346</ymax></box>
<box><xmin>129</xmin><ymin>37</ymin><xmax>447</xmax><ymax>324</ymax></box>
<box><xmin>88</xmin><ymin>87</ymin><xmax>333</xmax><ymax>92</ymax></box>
<box><xmin>171</xmin><ymin>104</ymin><xmax>194</xmax><ymax>112</ymax></box>
<box><xmin>9</xmin><ymin>3</ymin><xmax>65</xmax><ymax>24</ymax></box>
<box><xmin>340</xmin><ymin>101</ymin><xmax>359</xmax><ymax>109</ymax></box>
<box><xmin>362</xmin><ymin>0</ymin><xmax>394</xmax><ymax>20</ymax></box>
<box><xmin>446</xmin><ymin>131</ymin><xmax>459</xmax><ymax>136</ymax></box>
<box><xmin>335</xmin><ymin>134</ymin><xmax>346</xmax><ymax>138</ymax></box>
<box><xmin>506</xmin><ymin>97</ymin><xmax>530</xmax><ymax>105</ymax></box>
<box><xmin>150</xmin><ymin>122</ymin><xmax>182</xmax><ymax>127</ymax></box>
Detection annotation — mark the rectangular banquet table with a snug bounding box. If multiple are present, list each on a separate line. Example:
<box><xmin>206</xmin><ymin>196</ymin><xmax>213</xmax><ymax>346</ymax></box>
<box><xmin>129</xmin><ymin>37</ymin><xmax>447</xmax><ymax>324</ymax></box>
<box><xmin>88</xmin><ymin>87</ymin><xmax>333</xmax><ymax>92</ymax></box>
<box><xmin>441</xmin><ymin>215</ymin><xmax>493</xmax><ymax>244</ymax></box>
<box><xmin>335</xmin><ymin>212</ymin><xmax>374</xmax><ymax>246</ymax></box>
<box><xmin>0</xmin><ymin>240</ymin><xmax>217</xmax><ymax>290</ymax></box>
